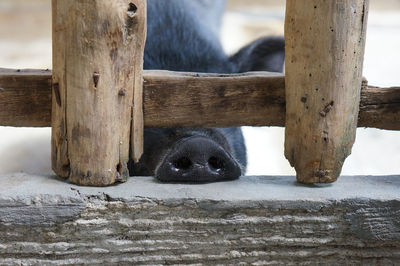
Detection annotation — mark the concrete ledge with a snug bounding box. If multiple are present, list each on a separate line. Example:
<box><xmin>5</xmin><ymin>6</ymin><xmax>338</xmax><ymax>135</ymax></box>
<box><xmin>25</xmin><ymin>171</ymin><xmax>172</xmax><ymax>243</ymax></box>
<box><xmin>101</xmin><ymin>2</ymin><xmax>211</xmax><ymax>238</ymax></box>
<box><xmin>0</xmin><ymin>174</ymin><xmax>399</xmax><ymax>265</ymax></box>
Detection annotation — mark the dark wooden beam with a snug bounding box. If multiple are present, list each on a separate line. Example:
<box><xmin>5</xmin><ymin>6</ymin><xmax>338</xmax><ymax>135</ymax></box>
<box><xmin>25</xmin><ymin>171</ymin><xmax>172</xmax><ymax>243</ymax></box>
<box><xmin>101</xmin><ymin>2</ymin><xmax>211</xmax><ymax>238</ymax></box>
<box><xmin>143</xmin><ymin>70</ymin><xmax>286</xmax><ymax>127</ymax></box>
<box><xmin>0</xmin><ymin>69</ymin><xmax>52</xmax><ymax>127</ymax></box>
<box><xmin>0</xmin><ymin>68</ymin><xmax>399</xmax><ymax>130</ymax></box>
<box><xmin>359</xmin><ymin>81</ymin><xmax>400</xmax><ymax>131</ymax></box>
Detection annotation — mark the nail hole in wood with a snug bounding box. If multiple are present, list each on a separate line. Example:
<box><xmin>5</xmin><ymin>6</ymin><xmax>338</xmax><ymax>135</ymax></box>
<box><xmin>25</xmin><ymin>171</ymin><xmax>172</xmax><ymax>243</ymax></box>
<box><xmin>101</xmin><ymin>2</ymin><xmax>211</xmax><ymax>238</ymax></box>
<box><xmin>127</xmin><ymin>3</ymin><xmax>137</xmax><ymax>17</ymax></box>
<box><xmin>118</xmin><ymin>88</ymin><xmax>127</xmax><ymax>96</ymax></box>
<box><xmin>93</xmin><ymin>72</ymin><xmax>100</xmax><ymax>88</ymax></box>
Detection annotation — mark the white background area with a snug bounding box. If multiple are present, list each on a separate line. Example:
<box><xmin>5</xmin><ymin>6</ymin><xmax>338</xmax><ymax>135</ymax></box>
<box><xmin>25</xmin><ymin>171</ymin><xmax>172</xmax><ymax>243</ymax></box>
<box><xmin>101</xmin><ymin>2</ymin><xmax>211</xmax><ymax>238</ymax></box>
<box><xmin>0</xmin><ymin>0</ymin><xmax>399</xmax><ymax>176</ymax></box>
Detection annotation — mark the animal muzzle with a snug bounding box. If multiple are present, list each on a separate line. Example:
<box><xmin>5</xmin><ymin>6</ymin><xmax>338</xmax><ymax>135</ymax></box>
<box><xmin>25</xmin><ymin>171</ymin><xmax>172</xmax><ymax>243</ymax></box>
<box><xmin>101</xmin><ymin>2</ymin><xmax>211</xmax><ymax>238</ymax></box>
<box><xmin>155</xmin><ymin>136</ymin><xmax>241</xmax><ymax>183</ymax></box>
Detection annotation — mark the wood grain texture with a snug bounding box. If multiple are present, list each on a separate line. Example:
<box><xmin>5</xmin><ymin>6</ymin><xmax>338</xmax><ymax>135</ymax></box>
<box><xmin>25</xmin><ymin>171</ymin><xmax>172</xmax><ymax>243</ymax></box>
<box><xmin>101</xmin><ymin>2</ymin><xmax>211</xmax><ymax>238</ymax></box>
<box><xmin>359</xmin><ymin>81</ymin><xmax>400</xmax><ymax>130</ymax></box>
<box><xmin>51</xmin><ymin>0</ymin><xmax>69</xmax><ymax>179</ymax></box>
<box><xmin>1</xmin><ymin>69</ymin><xmax>399</xmax><ymax>129</ymax></box>
<box><xmin>143</xmin><ymin>71</ymin><xmax>285</xmax><ymax>127</ymax></box>
<box><xmin>51</xmin><ymin>0</ymin><xmax>146</xmax><ymax>186</ymax></box>
<box><xmin>284</xmin><ymin>0</ymin><xmax>370</xmax><ymax>183</ymax></box>
<box><xmin>0</xmin><ymin>69</ymin><xmax>52</xmax><ymax>127</ymax></box>
<box><xmin>130</xmin><ymin>0</ymin><xmax>147</xmax><ymax>163</ymax></box>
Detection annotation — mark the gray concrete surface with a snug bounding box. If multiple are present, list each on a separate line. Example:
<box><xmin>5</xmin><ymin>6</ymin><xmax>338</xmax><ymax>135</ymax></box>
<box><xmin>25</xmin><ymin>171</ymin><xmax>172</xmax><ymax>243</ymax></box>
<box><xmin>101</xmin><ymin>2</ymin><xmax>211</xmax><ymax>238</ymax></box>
<box><xmin>1</xmin><ymin>174</ymin><xmax>399</xmax><ymax>203</ymax></box>
<box><xmin>0</xmin><ymin>174</ymin><xmax>399</xmax><ymax>265</ymax></box>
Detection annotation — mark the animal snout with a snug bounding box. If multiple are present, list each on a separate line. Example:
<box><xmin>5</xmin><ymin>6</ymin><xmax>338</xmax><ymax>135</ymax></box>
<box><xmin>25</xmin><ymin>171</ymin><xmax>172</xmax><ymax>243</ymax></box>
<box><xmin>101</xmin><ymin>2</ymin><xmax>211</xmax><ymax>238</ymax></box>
<box><xmin>155</xmin><ymin>136</ymin><xmax>241</xmax><ymax>183</ymax></box>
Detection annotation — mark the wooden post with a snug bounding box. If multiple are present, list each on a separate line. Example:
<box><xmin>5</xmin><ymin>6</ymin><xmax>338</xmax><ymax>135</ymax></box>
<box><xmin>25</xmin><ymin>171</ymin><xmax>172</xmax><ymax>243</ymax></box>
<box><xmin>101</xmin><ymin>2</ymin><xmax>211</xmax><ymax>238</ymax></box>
<box><xmin>51</xmin><ymin>0</ymin><xmax>146</xmax><ymax>186</ymax></box>
<box><xmin>284</xmin><ymin>0</ymin><xmax>369</xmax><ymax>183</ymax></box>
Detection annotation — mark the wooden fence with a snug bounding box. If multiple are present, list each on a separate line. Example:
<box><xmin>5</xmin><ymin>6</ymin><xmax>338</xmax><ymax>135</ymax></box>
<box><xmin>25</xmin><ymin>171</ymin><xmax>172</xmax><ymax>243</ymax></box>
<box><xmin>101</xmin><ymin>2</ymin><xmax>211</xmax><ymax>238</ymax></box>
<box><xmin>0</xmin><ymin>0</ymin><xmax>399</xmax><ymax>186</ymax></box>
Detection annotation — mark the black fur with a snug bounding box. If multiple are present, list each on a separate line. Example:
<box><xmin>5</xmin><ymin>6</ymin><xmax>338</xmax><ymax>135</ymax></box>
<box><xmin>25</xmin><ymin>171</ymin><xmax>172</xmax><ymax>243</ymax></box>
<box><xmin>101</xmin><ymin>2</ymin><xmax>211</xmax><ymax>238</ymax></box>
<box><xmin>130</xmin><ymin>0</ymin><xmax>285</xmax><ymax>182</ymax></box>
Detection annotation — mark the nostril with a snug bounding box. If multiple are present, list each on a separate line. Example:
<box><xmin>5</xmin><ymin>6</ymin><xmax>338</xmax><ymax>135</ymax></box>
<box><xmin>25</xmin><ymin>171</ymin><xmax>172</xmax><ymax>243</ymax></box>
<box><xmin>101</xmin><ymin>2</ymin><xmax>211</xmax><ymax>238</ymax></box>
<box><xmin>208</xmin><ymin>156</ymin><xmax>225</xmax><ymax>172</ymax></box>
<box><xmin>172</xmin><ymin>157</ymin><xmax>192</xmax><ymax>170</ymax></box>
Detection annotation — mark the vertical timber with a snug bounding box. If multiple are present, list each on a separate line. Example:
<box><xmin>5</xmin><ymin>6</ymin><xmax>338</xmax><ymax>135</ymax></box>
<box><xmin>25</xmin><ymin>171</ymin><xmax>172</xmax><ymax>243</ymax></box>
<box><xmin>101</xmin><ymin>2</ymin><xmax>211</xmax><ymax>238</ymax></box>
<box><xmin>284</xmin><ymin>0</ymin><xmax>369</xmax><ymax>183</ymax></box>
<box><xmin>51</xmin><ymin>0</ymin><xmax>146</xmax><ymax>186</ymax></box>
<box><xmin>130</xmin><ymin>1</ymin><xmax>146</xmax><ymax>162</ymax></box>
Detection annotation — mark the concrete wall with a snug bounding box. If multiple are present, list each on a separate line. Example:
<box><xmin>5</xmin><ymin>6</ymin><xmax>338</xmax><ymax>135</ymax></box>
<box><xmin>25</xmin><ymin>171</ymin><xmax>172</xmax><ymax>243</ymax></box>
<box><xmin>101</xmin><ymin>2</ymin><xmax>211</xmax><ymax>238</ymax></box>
<box><xmin>1</xmin><ymin>174</ymin><xmax>399</xmax><ymax>265</ymax></box>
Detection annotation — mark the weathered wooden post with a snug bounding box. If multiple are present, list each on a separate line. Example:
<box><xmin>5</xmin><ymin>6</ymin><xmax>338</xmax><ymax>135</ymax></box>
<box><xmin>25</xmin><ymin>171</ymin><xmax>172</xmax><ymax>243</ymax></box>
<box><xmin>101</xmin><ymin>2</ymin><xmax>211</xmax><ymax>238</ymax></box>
<box><xmin>51</xmin><ymin>0</ymin><xmax>146</xmax><ymax>186</ymax></box>
<box><xmin>284</xmin><ymin>0</ymin><xmax>369</xmax><ymax>183</ymax></box>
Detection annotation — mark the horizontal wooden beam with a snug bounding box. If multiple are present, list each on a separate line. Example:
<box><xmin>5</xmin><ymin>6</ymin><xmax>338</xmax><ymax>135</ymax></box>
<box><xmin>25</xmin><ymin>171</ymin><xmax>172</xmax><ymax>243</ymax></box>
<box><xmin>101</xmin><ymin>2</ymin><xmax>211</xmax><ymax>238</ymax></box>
<box><xmin>0</xmin><ymin>69</ymin><xmax>52</xmax><ymax>127</ymax></box>
<box><xmin>143</xmin><ymin>70</ymin><xmax>286</xmax><ymax>127</ymax></box>
<box><xmin>359</xmin><ymin>81</ymin><xmax>400</xmax><ymax>130</ymax></box>
<box><xmin>0</xmin><ymin>68</ymin><xmax>399</xmax><ymax>130</ymax></box>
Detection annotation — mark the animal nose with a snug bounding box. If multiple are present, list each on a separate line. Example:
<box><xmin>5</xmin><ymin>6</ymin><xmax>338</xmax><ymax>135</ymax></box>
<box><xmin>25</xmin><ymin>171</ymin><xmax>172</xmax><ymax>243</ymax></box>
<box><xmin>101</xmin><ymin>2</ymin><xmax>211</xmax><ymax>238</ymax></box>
<box><xmin>155</xmin><ymin>137</ymin><xmax>241</xmax><ymax>183</ymax></box>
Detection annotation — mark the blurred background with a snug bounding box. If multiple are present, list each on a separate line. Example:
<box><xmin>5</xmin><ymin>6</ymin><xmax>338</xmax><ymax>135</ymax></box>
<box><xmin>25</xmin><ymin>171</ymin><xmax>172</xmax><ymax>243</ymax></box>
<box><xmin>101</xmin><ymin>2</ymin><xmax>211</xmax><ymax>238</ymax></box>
<box><xmin>0</xmin><ymin>0</ymin><xmax>399</xmax><ymax>176</ymax></box>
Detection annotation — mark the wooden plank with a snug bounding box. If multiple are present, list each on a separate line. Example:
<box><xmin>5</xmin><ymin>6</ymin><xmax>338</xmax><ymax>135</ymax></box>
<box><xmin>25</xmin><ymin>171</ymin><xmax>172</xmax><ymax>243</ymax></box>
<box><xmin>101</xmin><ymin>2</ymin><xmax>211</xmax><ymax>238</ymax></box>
<box><xmin>51</xmin><ymin>0</ymin><xmax>69</xmax><ymax>179</ymax></box>
<box><xmin>0</xmin><ymin>69</ymin><xmax>52</xmax><ymax>127</ymax></box>
<box><xmin>143</xmin><ymin>71</ymin><xmax>285</xmax><ymax>127</ymax></box>
<box><xmin>284</xmin><ymin>0</ymin><xmax>370</xmax><ymax>183</ymax></box>
<box><xmin>130</xmin><ymin>0</ymin><xmax>147</xmax><ymax>163</ymax></box>
<box><xmin>0</xmin><ymin>69</ymin><xmax>399</xmax><ymax>129</ymax></box>
<box><xmin>51</xmin><ymin>0</ymin><xmax>146</xmax><ymax>186</ymax></box>
<box><xmin>359</xmin><ymin>80</ymin><xmax>400</xmax><ymax>130</ymax></box>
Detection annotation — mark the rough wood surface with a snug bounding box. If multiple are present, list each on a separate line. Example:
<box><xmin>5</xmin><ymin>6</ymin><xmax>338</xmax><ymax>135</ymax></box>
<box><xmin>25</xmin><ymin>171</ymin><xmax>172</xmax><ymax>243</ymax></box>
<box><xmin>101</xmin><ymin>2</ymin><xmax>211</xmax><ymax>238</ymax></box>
<box><xmin>359</xmin><ymin>80</ymin><xmax>400</xmax><ymax>130</ymax></box>
<box><xmin>0</xmin><ymin>174</ymin><xmax>399</xmax><ymax>265</ymax></box>
<box><xmin>143</xmin><ymin>71</ymin><xmax>285</xmax><ymax>127</ymax></box>
<box><xmin>130</xmin><ymin>0</ymin><xmax>147</xmax><ymax>163</ymax></box>
<box><xmin>51</xmin><ymin>0</ymin><xmax>146</xmax><ymax>186</ymax></box>
<box><xmin>1</xmin><ymin>69</ymin><xmax>399</xmax><ymax>129</ymax></box>
<box><xmin>284</xmin><ymin>0</ymin><xmax>370</xmax><ymax>183</ymax></box>
<box><xmin>0</xmin><ymin>69</ymin><xmax>52</xmax><ymax>127</ymax></box>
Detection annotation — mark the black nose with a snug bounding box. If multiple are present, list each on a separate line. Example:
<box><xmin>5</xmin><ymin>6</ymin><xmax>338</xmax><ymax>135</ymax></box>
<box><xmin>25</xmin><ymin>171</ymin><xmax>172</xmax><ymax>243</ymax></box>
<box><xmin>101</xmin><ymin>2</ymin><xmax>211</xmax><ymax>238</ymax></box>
<box><xmin>155</xmin><ymin>136</ymin><xmax>242</xmax><ymax>183</ymax></box>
